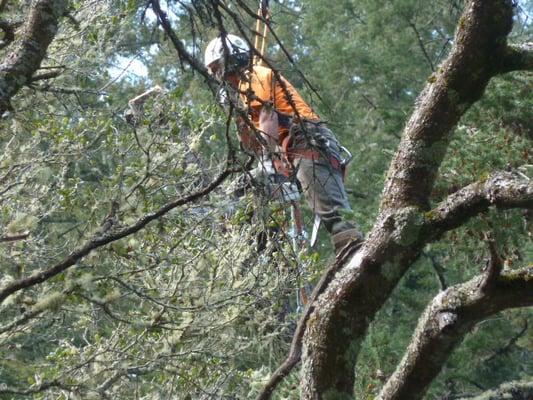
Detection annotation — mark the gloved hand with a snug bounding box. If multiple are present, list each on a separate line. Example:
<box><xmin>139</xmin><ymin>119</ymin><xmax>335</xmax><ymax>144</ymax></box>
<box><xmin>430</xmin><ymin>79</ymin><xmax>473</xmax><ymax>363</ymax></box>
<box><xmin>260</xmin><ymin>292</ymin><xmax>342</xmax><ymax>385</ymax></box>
<box><xmin>225</xmin><ymin>158</ymin><xmax>275</xmax><ymax>198</ymax></box>
<box><xmin>226</xmin><ymin>157</ymin><xmax>300</xmax><ymax>203</ymax></box>
<box><xmin>266</xmin><ymin>175</ymin><xmax>300</xmax><ymax>203</ymax></box>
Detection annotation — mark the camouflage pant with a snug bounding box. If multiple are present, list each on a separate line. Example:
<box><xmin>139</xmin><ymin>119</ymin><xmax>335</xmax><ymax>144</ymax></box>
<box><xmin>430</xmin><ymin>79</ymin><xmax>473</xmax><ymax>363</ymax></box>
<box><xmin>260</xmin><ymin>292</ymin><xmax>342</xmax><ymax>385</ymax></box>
<box><xmin>291</xmin><ymin>121</ymin><xmax>356</xmax><ymax>234</ymax></box>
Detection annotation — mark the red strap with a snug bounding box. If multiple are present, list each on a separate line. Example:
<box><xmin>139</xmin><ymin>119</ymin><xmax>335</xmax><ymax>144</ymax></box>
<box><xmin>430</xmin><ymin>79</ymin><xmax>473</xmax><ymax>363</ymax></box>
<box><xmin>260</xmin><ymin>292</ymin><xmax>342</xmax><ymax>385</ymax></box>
<box><xmin>290</xmin><ymin>148</ymin><xmax>344</xmax><ymax>174</ymax></box>
<box><xmin>278</xmin><ymin>136</ymin><xmax>347</xmax><ymax>179</ymax></box>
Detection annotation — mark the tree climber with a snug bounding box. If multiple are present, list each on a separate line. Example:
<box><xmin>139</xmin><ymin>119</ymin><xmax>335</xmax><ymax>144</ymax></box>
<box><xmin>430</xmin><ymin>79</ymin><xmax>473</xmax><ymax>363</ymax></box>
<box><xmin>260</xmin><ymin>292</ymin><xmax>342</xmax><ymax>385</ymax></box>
<box><xmin>204</xmin><ymin>34</ymin><xmax>363</xmax><ymax>253</ymax></box>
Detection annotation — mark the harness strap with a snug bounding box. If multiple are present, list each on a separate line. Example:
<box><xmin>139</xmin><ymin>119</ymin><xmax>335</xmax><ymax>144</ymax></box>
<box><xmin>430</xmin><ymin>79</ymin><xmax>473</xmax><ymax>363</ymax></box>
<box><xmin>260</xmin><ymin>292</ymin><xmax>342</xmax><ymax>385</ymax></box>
<box><xmin>277</xmin><ymin>134</ymin><xmax>346</xmax><ymax>179</ymax></box>
<box><xmin>290</xmin><ymin>148</ymin><xmax>345</xmax><ymax>175</ymax></box>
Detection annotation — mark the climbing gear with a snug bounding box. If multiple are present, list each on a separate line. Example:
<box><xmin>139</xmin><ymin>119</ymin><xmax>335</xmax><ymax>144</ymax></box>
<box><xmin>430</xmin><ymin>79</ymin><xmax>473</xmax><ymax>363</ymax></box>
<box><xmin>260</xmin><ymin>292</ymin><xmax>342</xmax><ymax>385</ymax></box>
<box><xmin>253</xmin><ymin>0</ymin><xmax>270</xmax><ymax>66</ymax></box>
<box><xmin>278</xmin><ymin>121</ymin><xmax>349</xmax><ymax>178</ymax></box>
<box><xmin>255</xmin><ymin>157</ymin><xmax>300</xmax><ymax>203</ymax></box>
<box><xmin>204</xmin><ymin>34</ymin><xmax>250</xmax><ymax>80</ymax></box>
<box><xmin>310</xmin><ymin>214</ymin><xmax>321</xmax><ymax>248</ymax></box>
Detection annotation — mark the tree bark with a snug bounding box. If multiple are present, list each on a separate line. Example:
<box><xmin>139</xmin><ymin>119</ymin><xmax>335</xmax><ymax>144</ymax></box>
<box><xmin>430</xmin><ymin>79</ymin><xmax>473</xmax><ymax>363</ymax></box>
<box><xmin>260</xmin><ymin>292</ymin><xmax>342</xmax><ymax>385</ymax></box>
<box><xmin>300</xmin><ymin>1</ymin><xmax>521</xmax><ymax>398</ymax></box>
<box><xmin>0</xmin><ymin>0</ymin><xmax>68</xmax><ymax>114</ymax></box>
<box><xmin>456</xmin><ymin>380</ymin><xmax>533</xmax><ymax>400</ymax></box>
<box><xmin>377</xmin><ymin>266</ymin><xmax>533</xmax><ymax>400</ymax></box>
<box><xmin>498</xmin><ymin>42</ymin><xmax>533</xmax><ymax>73</ymax></box>
<box><xmin>423</xmin><ymin>171</ymin><xmax>533</xmax><ymax>240</ymax></box>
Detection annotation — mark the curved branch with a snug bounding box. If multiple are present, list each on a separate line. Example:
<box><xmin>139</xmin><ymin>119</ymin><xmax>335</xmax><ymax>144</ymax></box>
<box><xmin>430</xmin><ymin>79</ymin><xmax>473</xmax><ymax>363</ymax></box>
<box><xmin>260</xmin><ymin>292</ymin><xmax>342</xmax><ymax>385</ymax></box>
<box><xmin>256</xmin><ymin>243</ymin><xmax>362</xmax><ymax>400</ymax></box>
<box><xmin>299</xmin><ymin>1</ymin><xmax>524</xmax><ymax>397</ymax></box>
<box><xmin>149</xmin><ymin>0</ymin><xmax>215</xmax><ymax>86</ymax></box>
<box><xmin>0</xmin><ymin>164</ymin><xmax>235</xmax><ymax>305</ymax></box>
<box><xmin>0</xmin><ymin>0</ymin><xmax>69</xmax><ymax>114</ymax></box>
<box><xmin>380</xmin><ymin>0</ymin><xmax>514</xmax><ymax>210</ymax></box>
<box><xmin>0</xmin><ymin>380</ymin><xmax>69</xmax><ymax>395</ymax></box>
<box><xmin>424</xmin><ymin>171</ymin><xmax>533</xmax><ymax>240</ymax></box>
<box><xmin>456</xmin><ymin>380</ymin><xmax>533</xmax><ymax>400</ymax></box>
<box><xmin>377</xmin><ymin>266</ymin><xmax>533</xmax><ymax>400</ymax></box>
<box><xmin>498</xmin><ymin>42</ymin><xmax>533</xmax><ymax>73</ymax></box>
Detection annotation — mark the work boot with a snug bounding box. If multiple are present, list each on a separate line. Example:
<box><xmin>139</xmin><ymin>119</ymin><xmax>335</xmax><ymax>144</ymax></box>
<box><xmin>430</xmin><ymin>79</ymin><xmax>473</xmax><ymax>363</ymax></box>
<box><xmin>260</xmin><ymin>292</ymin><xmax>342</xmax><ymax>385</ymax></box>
<box><xmin>331</xmin><ymin>227</ymin><xmax>364</xmax><ymax>255</ymax></box>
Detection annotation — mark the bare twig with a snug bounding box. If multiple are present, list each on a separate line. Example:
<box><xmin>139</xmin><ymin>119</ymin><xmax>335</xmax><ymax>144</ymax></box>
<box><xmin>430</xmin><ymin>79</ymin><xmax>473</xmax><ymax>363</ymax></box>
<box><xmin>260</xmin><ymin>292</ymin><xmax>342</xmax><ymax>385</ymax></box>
<box><xmin>422</xmin><ymin>251</ymin><xmax>447</xmax><ymax>290</ymax></box>
<box><xmin>482</xmin><ymin>319</ymin><xmax>528</xmax><ymax>364</ymax></box>
<box><xmin>149</xmin><ymin>0</ymin><xmax>215</xmax><ymax>85</ymax></box>
<box><xmin>406</xmin><ymin>18</ymin><xmax>435</xmax><ymax>72</ymax></box>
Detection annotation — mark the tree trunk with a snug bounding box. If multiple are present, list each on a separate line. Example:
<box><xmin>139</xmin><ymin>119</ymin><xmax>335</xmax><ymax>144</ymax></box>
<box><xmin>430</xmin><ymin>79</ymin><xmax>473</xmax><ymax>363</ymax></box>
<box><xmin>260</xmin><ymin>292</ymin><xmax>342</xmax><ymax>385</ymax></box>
<box><xmin>300</xmin><ymin>1</ymin><xmax>519</xmax><ymax>397</ymax></box>
<box><xmin>0</xmin><ymin>0</ymin><xmax>68</xmax><ymax>114</ymax></box>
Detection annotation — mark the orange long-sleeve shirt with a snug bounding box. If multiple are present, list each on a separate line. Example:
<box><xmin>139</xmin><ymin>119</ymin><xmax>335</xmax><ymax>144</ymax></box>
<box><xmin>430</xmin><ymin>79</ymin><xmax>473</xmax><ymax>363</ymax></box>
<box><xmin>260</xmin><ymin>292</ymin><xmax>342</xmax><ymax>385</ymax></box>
<box><xmin>239</xmin><ymin>65</ymin><xmax>319</xmax><ymax>134</ymax></box>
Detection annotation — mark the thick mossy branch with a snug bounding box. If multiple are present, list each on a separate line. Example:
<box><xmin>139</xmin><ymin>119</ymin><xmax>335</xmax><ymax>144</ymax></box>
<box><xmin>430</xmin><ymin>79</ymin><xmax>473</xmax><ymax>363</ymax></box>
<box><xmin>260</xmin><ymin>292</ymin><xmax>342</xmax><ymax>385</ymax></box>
<box><xmin>298</xmin><ymin>1</ymin><xmax>522</xmax><ymax>398</ymax></box>
<box><xmin>377</xmin><ymin>266</ymin><xmax>533</xmax><ymax>400</ymax></box>
<box><xmin>457</xmin><ymin>380</ymin><xmax>533</xmax><ymax>400</ymax></box>
<box><xmin>0</xmin><ymin>0</ymin><xmax>69</xmax><ymax>114</ymax></box>
<box><xmin>498</xmin><ymin>42</ymin><xmax>533</xmax><ymax>73</ymax></box>
<box><xmin>380</xmin><ymin>0</ymin><xmax>514</xmax><ymax>210</ymax></box>
<box><xmin>424</xmin><ymin>170</ymin><xmax>533</xmax><ymax>239</ymax></box>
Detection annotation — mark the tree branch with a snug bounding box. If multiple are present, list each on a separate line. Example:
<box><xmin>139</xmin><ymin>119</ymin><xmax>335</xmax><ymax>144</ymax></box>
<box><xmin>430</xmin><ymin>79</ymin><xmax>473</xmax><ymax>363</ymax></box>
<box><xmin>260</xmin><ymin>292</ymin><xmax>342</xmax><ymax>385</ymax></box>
<box><xmin>255</xmin><ymin>242</ymin><xmax>362</xmax><ymax>400</ymax></box>
<box><xmin>422</xmin><ymin>251</ymin><xmax>448</xmax><ymax>290</ymax></box>
<box><xmin>0</xmin><ymin>163</ymin><xmax>236</xmax><ymax>305</ymax></box>
<box><xmin>456</xmin><ymin>380</ymin><xmax>533</xmax><ymax>400</ymax></box>
<box><xmin>298</xmin><ymin>1</ymin><xmax>523</xmax><ymax>397</ymax></box>
<box><xmin>0</xmin><ymin>231</ymin><xmax>30</xmax><ymax>242</ymax></box>
<box><xmin>481</xmin><ymin>233</ymin><xmax>503</xmax><ymax>291</ymax></box>
<box><xmin>423</xmin><ymin>171</ymin><xmax>533</xmax><ymax>240</ymax></box>
<box><xmin>0</xmin><ymin>0</ymin><xmax>69</xmax><ymax>115</ymax></box>
<box><xmin>29</xmin><ymin>69</ymin><xmax>63</xmax><ymax>82</ymax></box>
<box><xmin>0</xmin><ymin>18</ymin><xmax>23</xmax><ymax>50</ymax></box>
<box><xmin>380</xmin><ymin>0</ymin><xmax>514</xmax><ymax>211</ymax></box>
<box><xmin>498</xmin><ymin>42</ymin><xmax>533</xmax><ymax>73</ymax></box>
<box><xmin>377</xmin><ymin>266</ymin><xmax>533</xmax><ymax>400</ymax></box>
<box><xmin>149</xmin><ymin>0</ymin><xmax>215</xmax><ymax>86</ymax></box>
<box><xmin>0</xmin><ymin>380</ymin><xmax>70</xmax><ymax>395</ymax></box>
<box><xmin>406</xmin><ymin>18</ymin><xmax>435</xmax><ymax>72</ymax></box>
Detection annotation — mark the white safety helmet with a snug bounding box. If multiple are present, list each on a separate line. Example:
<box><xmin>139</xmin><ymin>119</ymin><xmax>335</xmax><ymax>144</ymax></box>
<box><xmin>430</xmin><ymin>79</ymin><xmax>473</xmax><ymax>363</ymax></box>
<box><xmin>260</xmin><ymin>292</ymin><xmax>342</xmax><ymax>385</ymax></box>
<box><xmin>204</xmin><ymin>34</ymin><xmax>250</xmax><ymax>79</ymax></box>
